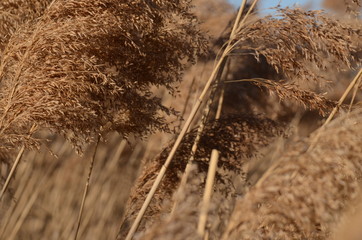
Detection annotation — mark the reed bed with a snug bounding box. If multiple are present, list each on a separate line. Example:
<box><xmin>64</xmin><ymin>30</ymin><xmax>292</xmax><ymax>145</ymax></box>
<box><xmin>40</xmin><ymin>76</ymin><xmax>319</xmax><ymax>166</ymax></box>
<box><xmin>138</xmin><ymin>167</ymin><xmax>205</xmax><ymax>240</ymax></box>
<box><xmin>222</xmin><ymin>109</ymin><xmax>362</xmax><ymax>240</ymax></box>
<box><xmin>118</xmin><ymin>115</ymin><xmax>285</xmax><ymax>239</ymax></box>
<box><xmin>0</xmin><ymin>133</ymin><xmax>147</xmax><ymax>240</ymax></box>
<box><xmin>0</xmin><ymin>0</ymin><xmax>362</xmax><ymax>239</ymax></box>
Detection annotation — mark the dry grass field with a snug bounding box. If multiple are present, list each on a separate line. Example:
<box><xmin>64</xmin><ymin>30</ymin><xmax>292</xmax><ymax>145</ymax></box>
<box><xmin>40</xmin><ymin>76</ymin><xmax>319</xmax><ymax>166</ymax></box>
<box><xmin>0</xmin><ymin>0</ymin><xmax>361</xmax><ymax>240</ymax></box>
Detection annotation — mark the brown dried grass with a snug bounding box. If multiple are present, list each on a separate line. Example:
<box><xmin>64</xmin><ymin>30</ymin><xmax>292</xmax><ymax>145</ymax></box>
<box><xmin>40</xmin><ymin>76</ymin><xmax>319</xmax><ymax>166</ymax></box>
<box><xmin>0</xmin><ymin>0</ymin><xmax>206</xmax><ymax>151</ymax></box>
<box><xmin>138</xmin><ymin>167</ymin><xmax>205</xmax><ymax>240</ymax></box>
<box><xmin>118</xmin><ymin>115</ymin><xmax>285</xmax><ymax>239</ymax></box>
<box><xmin>332</xmin><ymin>193</ymin><xmax>362</xmax><ymax>240</ymax></box>
<box><xmin>225</xmin><ymin>78</ymin><xmax>339</xmax><ymax>116</ymax></box>
<box><xmin>1</xmin><ymin>1</ymin><xmax>362</xmax><ymax>239</ymax></box>
<box><xmin>0</xmin><ymin>133</ymin><xmax>144</xmax><ymax>240</ymax></box>
<box><xmin>223</xmin><ymin>109</ymin><xmax>362</xmax><ymax>240</ymax></box>
<box><xmin>231</xmin><ymin>8</ymin><xmax>361</xmax><ymax>83</ymax></box>
<box><xmin>0</xmin><ymin>0</ymin><xmax>52</xmax><ymax>54</ymax></box>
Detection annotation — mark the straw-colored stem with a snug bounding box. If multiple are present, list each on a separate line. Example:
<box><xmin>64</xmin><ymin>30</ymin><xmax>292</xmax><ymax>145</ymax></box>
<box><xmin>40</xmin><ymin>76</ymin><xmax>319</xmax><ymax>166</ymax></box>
<box><xmin>323</xmin><ymin>68</ymin><xmax>362</xmax><ymax>126</ymax></box>
<box><xmin>74</xmin><ymin>135</ymin><xmax>100</xmax><ymax>240</ymax></box>
<box><xmin>7</xmin><ymin>175</ymin><xmax>38</xmax><ymax>240</ymax></box>
<box><xmin>215</xmin><ymin>87</ymin><xmax>225</xmax><ymax>120</ymax></box>
<box><xmin>230</xmin><ymin>0</ymin><xmax>247</xmax><ymax>38</ymax></box>
<box><xmin>0</xmin><ymin>146</ymin><xmax>25</xmax><ymax>201</ymax></box>
<box><xmin>236</xmin><ymin>0</ymin><xmax>259</xmax><ymax>34</ymax></box>
<box><xmin>258</xmin><ymin>68</ymin><xmax>362</xmax><ymax>186</ymax></box>
<box><xmin>171</xmin><ymin>55</ymin><xmax>228</xmax><ymax>214</ymax></box>
<box><xmin>8</xmin><ymin>160</ymin><xmax>59</xmax><ymax>240</ymax></box>
<box><xmin>171</xmin><ymin>93</ymin><xmax>213</xmax><ymax>215</ymax></box>
<box><xmin>348</xmin><ymin>72</ymin><xmax>362</xmax><ymax>112</ymax></box>
<box><xmin>124</xmin><ymin>52</ymin><xmax>227</xmax><ymax>240</ymax></box>
<box><xmin>197</xmin><ymin>150</ymin><xmax>219</xmax><ymax>237</ymax></box>
<box><xmin>110</xmin><ymin>139</ymin><xmax>127</xmax><ymax>165</ymax></box>
<box><xmin>215</xmin><ymin>59</ymin><xmax>230</xmax><ymax>120</ymax></box>
<box><xmin>124</xmin><ymin>2</ymin><xmax>249</xmax><ymax>239</ymax></box>
<box><xmin>0</xmin><ymin>124</ymin><xmax>37</xmax><ymax>200</ymax></box>
<box><xmin>308</xmin><ymin>68</ymin><xmax>362</xmax><ymax>150</ymax></box>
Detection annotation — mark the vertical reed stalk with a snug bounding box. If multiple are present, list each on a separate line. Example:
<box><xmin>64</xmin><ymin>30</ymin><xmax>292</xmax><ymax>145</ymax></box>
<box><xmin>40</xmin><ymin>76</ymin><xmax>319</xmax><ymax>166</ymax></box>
<box><xmin>74</xmin><ymin>136</ymin><xmax>100</xmax><ymax>240</ymax></box>
<box><xmin>0</xmin><ymin>124</ymin><xmax>37</xmax><ymax>200</ymax></box>
<box><xmin>197</xmin><ymin>149</ymin><xmax>219</xmax><ymax>237</ymax></box>
<box><xmin>125</xmin><ymin>2</ymin><xmax>260</xmax><ymax>239</ymax></box>
<box><xmin>308</xmin><ymin>68</ymin><xmax>362</xmax><ymax>150</ymax></box>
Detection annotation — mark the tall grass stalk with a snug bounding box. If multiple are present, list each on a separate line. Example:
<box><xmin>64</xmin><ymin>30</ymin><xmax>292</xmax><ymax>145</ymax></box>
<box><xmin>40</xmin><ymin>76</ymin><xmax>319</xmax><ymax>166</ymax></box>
<box><xmin>124</xmin><ymin>2</ymin><xmax>254</xmax><ymax>238</ymax></box>
<box><xmin>74</xmin><ymin>136</ymin><xmax>100</xmax><ymax>240</ymax></box>
<box><xmin>197</xmin><ymin>149</ymin><xmax>219</xmax><ymax>237</ymax></box>
<box><xmin>0</xmin><ymin>123</ymin><xmax>36</xmax><ymax>200</ymax></box>
<box><xmin>308</xmin><ymin>68</ymin><xmax>362</xmax><ymax>150</ymax></box>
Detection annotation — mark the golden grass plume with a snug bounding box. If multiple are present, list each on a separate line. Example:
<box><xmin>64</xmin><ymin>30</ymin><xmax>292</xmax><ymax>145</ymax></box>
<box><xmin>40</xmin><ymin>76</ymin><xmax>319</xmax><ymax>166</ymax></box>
<box><xmin>223</xmin><ymin>108</ymin><xmax>362</xmax><ymax>240</ymax></box>
<box><xmin>0</xmin><ymin>0</ymin><xmax>206</xmax><ymax>151</ymax></box>
<box><xmin>231</xmin><ymin>8</ymin><xmax>361</xmax><ymax>83</ymax></box>
<box><xmin>0</xmin><ymin>0</ymin><xmax>52</xmax><ymax>54</ymax></box>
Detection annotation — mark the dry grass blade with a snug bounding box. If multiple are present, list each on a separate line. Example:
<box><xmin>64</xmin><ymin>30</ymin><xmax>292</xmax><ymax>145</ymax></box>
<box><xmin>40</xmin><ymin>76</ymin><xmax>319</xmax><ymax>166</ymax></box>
<box><xmin>139</xmin><ymin>166</ymin><xmax>204</xmax><ymax>240</ymax></box>
<box><xmin>322</xmin><ymin>68</ymin><xmax>362</xmax><ymax>126</ymax></box>
<box><xmin>172</xmin><ymin>83</ymin><xmax>218</xmax><ymax>214</ymax></box>
<box><xmin>223</xmin><ymin>109</ymin><xmax>362</xmax><ymax>240</ymax></box>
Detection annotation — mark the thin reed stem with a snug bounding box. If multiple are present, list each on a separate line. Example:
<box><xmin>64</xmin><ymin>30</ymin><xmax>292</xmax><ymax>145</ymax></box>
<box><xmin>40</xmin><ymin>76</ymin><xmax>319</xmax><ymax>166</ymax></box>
<box><xmin>197</xmin><ymin>150</ymin><xmax>219</xmax><ymax>237</ymax></box>
<box><xmin>0</xmin><ymin>124</ymin><xmax>37</xmax><ymax>200</ymax></box>
<box><xmin>0</xmin><ymin>146</ymin><xmax>25</xmax><ymax>201</ymax></box>
<box><xmin>125</xmin><ymin>2</ymin><xmax>270</xmax><ymax>239</ymax></box>
<box><xmin>216</xmin><ymin>87</ymin><xmax>225</xmax><ymax>120</ymax></box>
<box><xmin>323</xmin><ymin>68</ymin><xmax>362</xmax><ymax>126</ymax></box>
<box><xmin>236</xmin><ymin>0</ymin><xmax>259</xmax><ymax>34</ymax></box>
<box><xmin>124</xmin><ymin>50</ymin><xmax>227</xmax><ymax>240</ymax></box>
<box><xmin>257</xmin><ymin>68</ymin><xmax>362</xmax><ymax>187</ymax></box>
<box><xmin>309</xmin><ymin>68</ymin><xmax>362</xmax><ymax>150</ymax></box>
<box><xmin>348</xmin><ymin>71</ymin><xmax>362</xmax><ymax>112</ymax></box>
<box><xmin>74</xmin><ymin>135</ymin><xmax>100</xmax><ymax>240</ymax></box>
<box><xmin>8</xmin><ymin>159</ymin><xmax>59</xmax><ymax>240</ymax></box>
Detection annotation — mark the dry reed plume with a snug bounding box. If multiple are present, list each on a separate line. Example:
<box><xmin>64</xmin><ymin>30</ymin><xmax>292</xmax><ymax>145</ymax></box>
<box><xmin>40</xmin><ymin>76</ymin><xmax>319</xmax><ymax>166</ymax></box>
<box><xmin>211</xmin><ymin>7</ymin><xmax>361</xmax><ymax>124</ymax></box>
<box><xmin>226</xmin><ymin>78</ymin><xmax>339</xmax><ymax>116</ymax></box>
<box><xmin>223</xmin><ymin>109</ymin><xmax>362</xmax><ymax>240</ymax></box>
<box><xmin>118</xmin><ymin>115</ymin><xmax>284</xmax><ymax>239</ymax></box>
<box><xmin>0</xmin><ymin>0</ymin><xmax>206</xmax><ymax>151</ymax></box>
<box><xmin>0</xmin><ymin>0</ymin><xmax>52</xmax><ymax>54</ymax></box>
<box><xmin>1</xmin><ymin>1</ymin><xmax>362</xmax><ymax>239</ymax></box>
<box><xmin>230</xmin><ymin>8</ymin><xmax>361</xmax><ymax>83</ymax></box>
